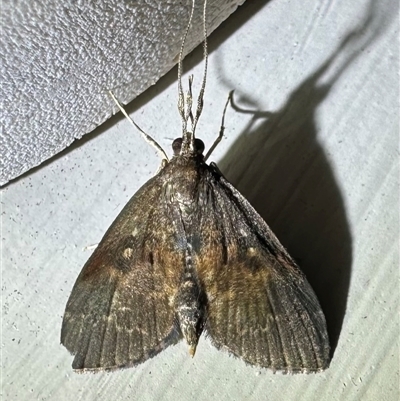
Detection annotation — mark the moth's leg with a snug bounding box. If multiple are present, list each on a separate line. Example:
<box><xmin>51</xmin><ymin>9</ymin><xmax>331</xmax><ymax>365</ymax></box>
<box><xmin>155</xmin><ymin>159</ymin><xmax>169</xmax><ymax>175</ymax></box>
<box><xmin>108</xmin><ymin>90</ymin><xmax>169</xmax><ymax>162</ymax></box>
<box><xmin>204</xmin><ymin>90</ymin><xmax>233</xmax><ymax>161</ymax></box>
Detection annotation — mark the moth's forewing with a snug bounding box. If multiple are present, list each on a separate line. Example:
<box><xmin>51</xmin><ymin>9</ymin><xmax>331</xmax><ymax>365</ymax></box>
<box><xmin>195</xmin><ymin>166</ymin><xmax>330</xmax><ymax>372</ymax></box>
<box><xmin>61</xmin><ymin>173</ymin><xmax>184</xmax><ymax>371</ymax></box>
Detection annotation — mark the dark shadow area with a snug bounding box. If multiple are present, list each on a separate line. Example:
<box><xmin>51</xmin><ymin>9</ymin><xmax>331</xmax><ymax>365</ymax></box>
<box><xmin>216</xmin><ymin>1</ymin><xmax>389</xmax><ymax>356</ymax></box>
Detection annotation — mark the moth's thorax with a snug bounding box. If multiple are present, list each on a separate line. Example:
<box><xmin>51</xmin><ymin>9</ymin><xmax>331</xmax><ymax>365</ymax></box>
<box><xmin>161</xmin><ymin>154</ymin><xmax>207</xmax><ymax>217</ymax></box>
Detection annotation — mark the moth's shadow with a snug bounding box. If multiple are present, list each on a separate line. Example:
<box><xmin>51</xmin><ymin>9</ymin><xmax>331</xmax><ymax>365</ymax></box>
<box><xmin>217</xmin><ymin>1</ymin><xmax>387</xmax><ymax>355</ymax></box>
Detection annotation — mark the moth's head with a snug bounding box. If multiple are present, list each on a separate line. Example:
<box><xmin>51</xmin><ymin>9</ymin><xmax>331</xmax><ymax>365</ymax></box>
<box><xmin>172</xmin><ymin>133</ymin><xmax>205</xmax><ymax>158</ymax></box>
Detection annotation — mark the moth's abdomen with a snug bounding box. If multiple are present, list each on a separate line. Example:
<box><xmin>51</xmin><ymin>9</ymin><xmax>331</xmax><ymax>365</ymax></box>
<box><xmin>175</xmin><ymin>245</ymin><xmax>206</xmax><ymax>356</ymax></box>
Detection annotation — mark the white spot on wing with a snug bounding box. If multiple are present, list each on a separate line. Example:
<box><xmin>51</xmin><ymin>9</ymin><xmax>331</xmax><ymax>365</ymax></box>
<box><xmin>123</xmin><ymin>247</ymin><xmax>133</xmax><ymax>259</ymax></box>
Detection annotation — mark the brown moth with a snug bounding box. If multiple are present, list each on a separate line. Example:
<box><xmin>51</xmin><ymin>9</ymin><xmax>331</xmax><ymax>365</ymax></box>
<box><xmin>61</xmin><ymin>0</ymin><xmax>330</xmax><ymax>373</ymax></box>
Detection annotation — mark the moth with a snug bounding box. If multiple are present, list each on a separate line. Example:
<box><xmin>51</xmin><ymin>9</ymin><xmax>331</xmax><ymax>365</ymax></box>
<box><xmin>61</xmin><ymin>0</ymin><xmax>330</xmax><ymax>373</ymax></box>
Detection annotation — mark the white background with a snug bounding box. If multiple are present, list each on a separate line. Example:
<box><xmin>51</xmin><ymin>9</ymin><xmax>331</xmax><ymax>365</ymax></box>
<box><xmin>3</xmin><ymin>0</ymin><xmax>398</xmax><ymax>400</ymax></box>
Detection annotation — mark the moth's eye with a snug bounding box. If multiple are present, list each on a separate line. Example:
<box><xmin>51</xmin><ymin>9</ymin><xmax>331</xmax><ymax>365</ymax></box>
<box><xmin>195</xmin><ymin>139</ymin><xmax>205</xmax><ymax>155</ymax></box>
<box><xmin>172</xmin><ymin>138</ymin><xmax>183</xmax><ymax>155</ymax></box>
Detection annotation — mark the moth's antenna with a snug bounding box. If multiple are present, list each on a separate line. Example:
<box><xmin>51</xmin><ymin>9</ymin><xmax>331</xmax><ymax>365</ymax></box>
<box><xmin>177</xmin><ymin>0</ymin><xmax>196</xmax><ymax>135</ymax></box>
<box><xmin>109</xmin><ymin>90</ymin><xmax>169</xmax><ymax>161</ymax></box>
<box><xmin>191</xmin><ymin>0</ymin><xmax>208</xmax><ymax>135</ymax></box>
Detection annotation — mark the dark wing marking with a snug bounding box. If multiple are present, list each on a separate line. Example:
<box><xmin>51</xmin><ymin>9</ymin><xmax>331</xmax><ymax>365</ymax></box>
<box><xmin>61</xmin><ymin>174</ymin><xmax>183</xmax><ymax>371</ymax></box>
<box><xmin>195</xmin><ymin>166</ymin><xmax>330</xmax><ymax>372</ymax></box>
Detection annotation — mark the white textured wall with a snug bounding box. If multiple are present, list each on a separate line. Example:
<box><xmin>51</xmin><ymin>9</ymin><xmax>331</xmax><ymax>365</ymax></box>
<box><xmin>3</xmin><ymin>0</ymin><xmax>399</xmax><ymax>400</ymax></box>
<box><xmin>1</xmin><ymin>0</ymin><xmax>245</xmax><ymax>185</ymax></box>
